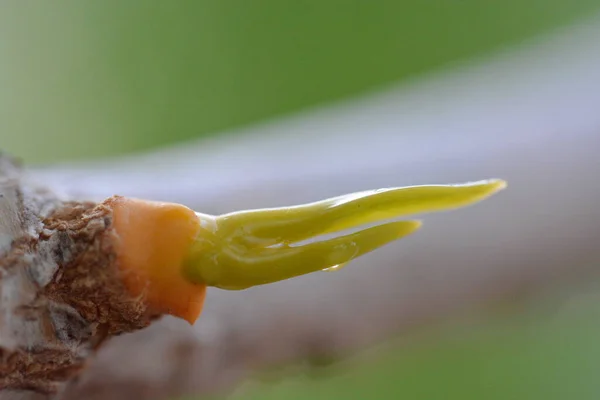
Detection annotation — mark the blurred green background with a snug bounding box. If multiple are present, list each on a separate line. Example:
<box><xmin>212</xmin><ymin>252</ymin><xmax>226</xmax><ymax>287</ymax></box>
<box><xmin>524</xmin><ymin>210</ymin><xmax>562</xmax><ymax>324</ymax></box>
<box><xmin>1</xmin><ymin>0</ymin><xmax>599</xmax><ymax>163</ymax></box>
<box><xmin>231</xmin><ymin>306</ymin><xmax>600</xmax><ymax>400</ymax></box>
<box><xmin>2</xmin><ymin>2</ymin><xmax>600</xmax><ymax>399</ymax></box>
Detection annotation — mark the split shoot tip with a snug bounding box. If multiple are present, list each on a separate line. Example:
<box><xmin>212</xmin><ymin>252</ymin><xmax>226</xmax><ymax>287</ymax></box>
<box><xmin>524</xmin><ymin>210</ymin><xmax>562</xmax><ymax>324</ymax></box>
<box><xmin>183</xmin><ymin>179</ymin><xmax>505</xmax><ymax>290</ymax></box>
<box><xmin>108</xmin><ymin>179</ymin><xmax>505</xmax><ymax>324</ymax></box>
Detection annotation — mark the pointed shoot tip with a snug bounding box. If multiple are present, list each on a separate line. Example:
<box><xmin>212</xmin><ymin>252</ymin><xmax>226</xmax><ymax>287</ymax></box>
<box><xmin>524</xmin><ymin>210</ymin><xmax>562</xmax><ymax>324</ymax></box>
<box><xmin>183</xmin><ymin>179</ymin><xmax>505</xmax><ymax>290</ymax></box>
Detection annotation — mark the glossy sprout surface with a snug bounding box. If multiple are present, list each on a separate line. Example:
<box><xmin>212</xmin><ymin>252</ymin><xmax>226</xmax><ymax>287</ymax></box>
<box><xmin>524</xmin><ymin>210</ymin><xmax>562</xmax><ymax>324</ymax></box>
<box><xmin>183</xmin><ymin>180</ymin><xmax>506</xmax><ymax>290</ymax></box>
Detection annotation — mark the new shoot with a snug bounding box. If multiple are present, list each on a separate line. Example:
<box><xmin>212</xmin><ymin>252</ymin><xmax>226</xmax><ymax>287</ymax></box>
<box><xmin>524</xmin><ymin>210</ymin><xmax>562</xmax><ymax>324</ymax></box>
<box><xmin>107</xmin><ymin>179</ymin><xmax>506</xmax><ymax>324</ymax></box>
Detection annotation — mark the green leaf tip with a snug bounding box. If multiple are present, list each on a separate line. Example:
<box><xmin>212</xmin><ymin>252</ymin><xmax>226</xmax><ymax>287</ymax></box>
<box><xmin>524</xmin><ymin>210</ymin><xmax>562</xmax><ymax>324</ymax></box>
<box><xmin>183</xmin><ymin>179</ymin><xmax>506</xmax><ymax>290</ymax></box>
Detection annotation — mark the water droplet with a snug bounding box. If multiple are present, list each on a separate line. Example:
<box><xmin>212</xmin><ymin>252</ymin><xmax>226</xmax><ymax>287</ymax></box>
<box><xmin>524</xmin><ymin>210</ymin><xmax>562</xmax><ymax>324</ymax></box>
<box><xmin>323</xmin><ymin>263</ymin><xmax>349</xmax><ymax>272</ymax></box>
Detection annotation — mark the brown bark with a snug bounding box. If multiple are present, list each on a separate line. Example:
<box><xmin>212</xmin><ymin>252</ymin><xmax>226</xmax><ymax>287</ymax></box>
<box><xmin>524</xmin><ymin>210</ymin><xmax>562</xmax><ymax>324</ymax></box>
<box><xmin>2</xmin><ymin>17</ymin><xmax>600</xmax><ymax>400</ymax></box>
<box><xmin>0</xmin><ymin>157</ymin><xmax>155</xmax><ymax>395</ymax></box>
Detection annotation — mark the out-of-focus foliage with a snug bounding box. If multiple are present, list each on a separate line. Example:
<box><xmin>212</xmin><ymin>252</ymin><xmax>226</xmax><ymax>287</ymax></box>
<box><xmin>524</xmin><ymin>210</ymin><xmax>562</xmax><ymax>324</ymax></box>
<box><xmin>0</xmin><ymin>1</ymin><xmax>598</xmax><ymax>162</ymax></box>
<box><xmin>225</xmin><ymin>305</ymin><xmax>600</xmax><ymax>400</ymax></box>
<box><xmin>2</xmin><ymin>2</ymin><xmax>599</xmax><ymax>400</ymax></box>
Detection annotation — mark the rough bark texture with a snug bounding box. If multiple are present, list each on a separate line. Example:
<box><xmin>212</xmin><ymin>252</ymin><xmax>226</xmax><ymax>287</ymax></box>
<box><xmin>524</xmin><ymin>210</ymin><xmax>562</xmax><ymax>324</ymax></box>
<box><xmin>2</xmin><ymin>17</ymin><xmax>600</xmax><ymax>400</ymax></box>
<box><xmin>0</xmin><ymin>157</ymin><xmax>156</xmax><ymax>396</ymax></box>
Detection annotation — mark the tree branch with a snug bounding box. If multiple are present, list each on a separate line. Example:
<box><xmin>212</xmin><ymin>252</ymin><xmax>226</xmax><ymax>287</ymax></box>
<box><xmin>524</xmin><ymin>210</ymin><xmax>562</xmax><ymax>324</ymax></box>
<box><xmin>4</xmin><ymin>16</ymin><xmax>600</xmax><ymax>400</ymax></box>
<box><xmin>0</xmin><ymin>157</ymin><xmax>158</xmax><ymax>396</ymax></box>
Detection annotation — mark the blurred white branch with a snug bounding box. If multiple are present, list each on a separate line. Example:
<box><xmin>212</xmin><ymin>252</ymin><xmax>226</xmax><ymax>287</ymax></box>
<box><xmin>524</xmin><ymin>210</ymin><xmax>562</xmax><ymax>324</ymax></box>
<box><xmin>24</xmin><ymin>16</ymin><xmax>600</xmax><ymax>400</ymax></box>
